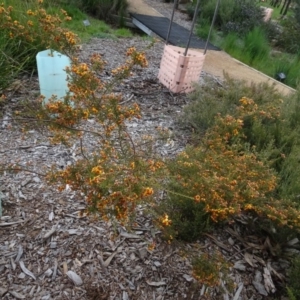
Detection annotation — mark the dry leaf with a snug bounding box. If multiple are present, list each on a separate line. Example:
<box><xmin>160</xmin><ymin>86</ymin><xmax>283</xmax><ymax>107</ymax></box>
<box><xmin>9</xmin><ymin>290</ymin><xmax>26</xmax><ymax>299</ymax></box>
<box><xmin>43</xmin><ymin>225</ymin><xmax>57</xmax><ymax>239</ymax></box>
<box><xmin>146</xmin><ymin>280</ymin><xmax>167</xmax><ymax>286</ymax></box>
<box><xmin>287</xmin><ymin>238</ymin><xmax>299</xmax><ymax>246</ymax></box>
<box><xmin>15</xmin><ymin>245</ymin><xmax>23</xmax><ymax>262</ymax></box>
<box><xmin>66</xmin><ymin>270</ymin><xmax>83</xmax><ymax>286</ymax></box>
<box><xmin>0</xmin><ymin>287</ymin><xmax>8</xmax><ymax>297</ymax></box>
<box><xmin>266</xmin><ymin>261</ymin><xmax>285</xmax><ymax>281</ymax></box>
<box><xmin>19</xmin><ymin>260</ymin><xmax>36</xmax><ymax>280</ymax></box>
<box><xmin>48</xmin><ymin>211</ymin><xmax>54</xmax><ymax>221</ymax></box>
<box><xmin>234</xmin><ymin>260</ymin><xmax>246</xmax><ymax>271</ymax></box>
<box><xmin>252</xmin><ymin>254</ymin><xmax>266</xmax><ymax>267</ymax></box>
<box><xmin>120</xmin><ymin>232</ymin><xmax>141</xmax><ymax>239</ymax></box>
<box><xmin>183</xmin><ymin>274</ymin><xmax>194</xmax><ymax>282</ymax></box>
<box><xmin>104</xmin><ymin>252</ymin><xmax>117</xmax><ymax>267</ymax></box>
<box><xmin>63</xmin><ymin>261</ymin><xmax>68</xmax><ymax>274</ymax></box>
<box><xmin>252</xmin><ymin>270</ymin><xmax>268</xmax><ymax>296</ymax></box>
<box><xmin>233</xmin><ymin>283</ymin><xmax>244</xmax><ymax>300</ymax></box>
<box><xmin>263</xmin><ymin>267</ymin><xmax>276</xmax><ymax>294</ymax></box>
<box><xmin>244</xmin><ymin>252</ymin><xmax>255</xmax><ymax>267</ymax></box>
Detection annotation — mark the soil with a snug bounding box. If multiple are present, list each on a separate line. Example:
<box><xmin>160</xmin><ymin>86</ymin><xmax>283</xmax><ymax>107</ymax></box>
<box><xmin>0</xmin><ymin>2</ymin><xmax>297</xmax><ymax>300</ymax></box>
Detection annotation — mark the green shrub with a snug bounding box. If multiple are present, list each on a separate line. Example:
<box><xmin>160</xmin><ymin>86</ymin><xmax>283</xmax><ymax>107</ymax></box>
<box><xmin>0</xmin><ymin>1</ymin><xmax>79</xmax><ymax>90</ymax></box>
<box><xmin>180</xmin><ymin>75</ymin><xmax>281</xmax><ymax>135</ymax></box>
<box><xmin>222</xmin><ymin>0</ymin><xmax>265</xmax><ymax>36</ymax></box>
<box><xmin>162</xmin><ymin>97</ymin><xmax>300</xmax><ymax>241</ymax></box>
<box><xmin>243</xmin><ymin>27</ymin><xmax>270</xmax><ymax>64</ymax></box>
<box><xmin>114</xmin><ymin>27</ymin><xmax>133</xmax><ymax>38</ymax></box>
<box><xmin>199</xmin><ymin>0</ymin><xmax>235</xmax><ymax>29</ymax></box>
<box><xmin>200</xmin><ymin>0</ymin><xmax>264</xmax><ymax>36</ymax></box>
<box><xmin>71</xmin><ymin>0</ymin><xmax>128</xmax><ymax>23</ymax></box>
<box><xmin>221</xmin><ymin>32</ymin><xmax>242</xmax><ymax>57</ymax></box>
<box><xmin>186</xmin><ymin>3</ymin><xmax>198</xmax><ymax>20</ymax></box>
<box><xmin>192</xmin><ymin>252</ymin><xmax>234</xmax><ymax>289</ymax></box>
<box><xmin>273</xmin><ymin>56</ymin><xmax>300</xmax><ymax>88</ymax></box>
<box><xmin>287</xmin><ymin>256</ymin><xmax>300</xmax><ymax>299</ymax></box>
<box><xmin>276</xmin><ymin>16</ymin><xmax>300</xmax><ymax>54</ymax></box>
<box><xmin>196</xmin><ymin>18</ymin><xmax>216</xmax><ymax>41</ymax></box>
<box><xmin>179</xmin><ymin>77</ymin><xmax>300</xmax><ymax>202</ymax></box>
<box><xmin>0</xmin><ymin>33</ymin><xmax>28</xmax><ymax>90</ymax></box>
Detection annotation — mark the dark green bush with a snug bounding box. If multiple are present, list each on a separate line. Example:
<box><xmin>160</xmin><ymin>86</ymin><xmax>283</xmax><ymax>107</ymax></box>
<box><xmin>199</xmin><ymin>0</ymin><xmax>264</xmax><ymax>36</ymax></box>
<box><xmin>0</xmin><ymin>35</ymin><xmax>26</xmax><ymax>90</ymax></box>
<box><xmin>186</xmin><ymin>2</ymin><xmax>200</xmax><ymax>20</ymax></box>
<box><xmin>222</xmin><ymin>0</ymin><xmax>265</xmax><ymax>36</ymax></box>
<box><xmin>287</xmin><ymin>256</ymin><xmax>300</xmax><ymax>299</ymax></box>
<box><xmin>276</xmin><ymin>17</ymin><xmax>300</xmax><ymax>54</ymax></box>
<box><xmin>180</xmin><ymin>75</ymin><xmax>281</xmax><ymax>135</ymax></box>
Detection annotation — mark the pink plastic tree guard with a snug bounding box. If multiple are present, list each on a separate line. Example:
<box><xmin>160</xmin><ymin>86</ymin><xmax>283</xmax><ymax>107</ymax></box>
<box><xmin>158</xmin><ymin>45</ymin><xmax>205</xmax><ymax>93</ymax></box>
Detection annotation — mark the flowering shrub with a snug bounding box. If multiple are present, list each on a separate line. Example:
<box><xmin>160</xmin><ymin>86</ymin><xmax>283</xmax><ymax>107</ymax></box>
<box><xmin>31</xmin><ymin>44</ymin><xmax>164</xmax><ymax>222</ymax></box>
<box><xmin>2</xmin><ymin>0</ymin><xmax>163</xmax><ymax>224</ymax></box>
<box><xmin>0</xmin><ymin>0</ymin><xmax>79</xmax><ymax>89</ymax></box>
<box><xmin>161</xmin><ymin>97</ymin><xmax>300</xmax><ymax>241</ymax></box>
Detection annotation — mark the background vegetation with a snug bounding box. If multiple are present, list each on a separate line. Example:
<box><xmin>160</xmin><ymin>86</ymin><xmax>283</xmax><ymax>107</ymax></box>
<box><xmin>191</xmin><ymin>0</ymin><xmax>300</xmax><ymax>88</ymax></box>
<box><xmin>0</xmin><ymin>0</ymin><xmax>132</xmax><ymax>90</ymax></box>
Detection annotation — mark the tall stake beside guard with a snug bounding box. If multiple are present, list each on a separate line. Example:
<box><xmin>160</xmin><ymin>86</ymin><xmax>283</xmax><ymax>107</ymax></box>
<box><xmin>158</xmin><ymin>0</ymin><xmax>220</xmax><ymax>93</ymax></box>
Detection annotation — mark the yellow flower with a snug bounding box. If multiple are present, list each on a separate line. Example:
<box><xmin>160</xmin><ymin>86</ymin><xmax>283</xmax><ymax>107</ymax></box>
<box><xmin>245</xmin><ymin>204</ymin><xmax>254</xmax><ymax>210</ymax></box>
<box><xmin>27</xmin><ymin>9</ymin><xmax>34</xmax><ymax>16</ymax></box>
<box><xmin>161</xmin><ymin>214</ymin><xmax>172</xmax><ymax>226</ymax></box>
<box><xmin>142</xmin><ymin>187</ymin><xmax>153</xmax><ymax>197</ymax></box>
<box><xmin>194</xmin><ymin>195</ymin><xmax>201</xmax><ymax>202</ymax></box>
<box><xmin>232</xmin><ymin>129</ymin><xmax>239</xmax><ymax>136</ymax></box>
<box><xmin>91</xmin><ymin>166</ymin><xmax>104</xmax><ymax>175</ymax></box>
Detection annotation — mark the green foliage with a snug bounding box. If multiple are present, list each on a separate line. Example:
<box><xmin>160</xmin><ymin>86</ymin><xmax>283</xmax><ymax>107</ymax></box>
<box><xmin>158</xmin><ymin>187</ymin><xmax>211</xmax><ymax>242</ymax></box>
<box><xmin>186</xmin><ymin>2</ymin><xmax>198</xmax><ymax>20</ymax></box>
<box><xmin>162</xmin><ymin>103</ymin><xmax>297</xmax><ymax>241</ymax></box>
<box><xmin>196</xmin><ymin>18</ymin><xmax>217</xmax><ymax>42</ymax></box>
<box><xmin>221</xmin><ymin>27</ymin><xmax>271</xmax><ymax>66</ymax></box>
<box><xmin>276</xmin><ymin>16</ymin><xmax>300</xmax><ymax>55</ymax></box>
<box><xmin>0</xmin><ymin>0</ymin><xmax>134</xmax><ymax>90</ymax></box>
<box><xmin>114</xmin><ymin>28</ymin><xmax>133</xmax><ymax>38</ymax></box>
<box><xmin>287</xmin><ymin>256</ymin><xmax>300</xmax><ymax>299</ymax></box>
<box><xmin>0</xmin><ymin>33</ymin><xmax>28</xmax><ymax>90</ymax></box>
<box><xmin>199</xmin><ymin>0</ymin><xmax>235</xmax><ymax>29</ymax></box>
<box><xmin>222</xmin><ymin>0</ymin><xmax>265</xmax><ymax>36</ymax></box>
<box><xmin>243</xmin><ymin>27</ymin><xmax>270</xmax><ymax>64</ymax></box>
<box><xmin>68</xmin><ymin>0</ymin><xmax>128</xmax><ymax>23</ymax></box>
<box><xmin>199</xmin><ymin>0</ymin><xmax>264</xmax><ymax>36</ymax></box>
<box><xmin>215</xmin><ymin>27</ymin><xmax>300</xmax><ymax>89</ymax></box>
<box><xmin>180</xmin><ymin>76</ymin><xmax>300</xmax><ymax>202</ymax></box>
<box><xmin>287</xmin><ymin>287</ymin><xmax>297</xmax><ymax>300</ymax></box>
<box><xmin>273</xmin><ymin>55</ymin><xmax>300</xmax><ymax>88</ymax></box>
<box><xmin>296</xmin><ymin>0</ymin><xmax>300</xmax><ymax>25</ymax></box>
<box><xmin>192</xmin><ymin>252</ymin><xmax>234</xmax><ymax>289</ymax></box>
<box><xmin>0</xmin><ymin>1</ymin><xmax>79</xmax><ymax>90</ymax></box>
<box><xmin>160</xmin><ymin>79</ymin><xmax>300</xmax><ymax>242</ymax></box>
<box><xmin>220</xmin><ymin>32</ymin><xmax>241</xmax><ymax>56</ymax></box>
<box><xmin>180</xmin><ymin>75</ymin><xmax>281</xmax><ymax>135</ymax></box>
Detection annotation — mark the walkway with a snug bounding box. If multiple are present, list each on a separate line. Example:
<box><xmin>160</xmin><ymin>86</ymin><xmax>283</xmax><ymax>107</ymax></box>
<box><xmin>127</xmin><ymin>0</ymin><xmax>295</xmax><ymax>96</ymax></box>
